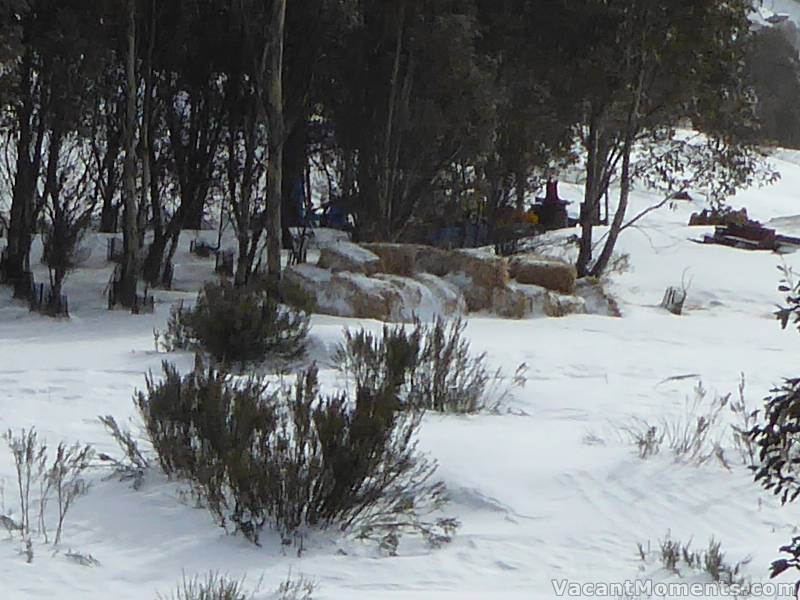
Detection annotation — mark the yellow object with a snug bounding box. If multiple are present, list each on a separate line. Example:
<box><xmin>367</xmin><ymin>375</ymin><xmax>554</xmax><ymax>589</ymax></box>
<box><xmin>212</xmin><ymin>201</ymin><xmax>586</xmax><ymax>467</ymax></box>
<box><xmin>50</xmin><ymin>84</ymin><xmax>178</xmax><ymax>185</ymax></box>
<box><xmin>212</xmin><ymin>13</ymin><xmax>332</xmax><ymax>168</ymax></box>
<box><xmin>497</xmin><ymin>209</ymin><xmax>539</xmax><ymax>227</ymax></box>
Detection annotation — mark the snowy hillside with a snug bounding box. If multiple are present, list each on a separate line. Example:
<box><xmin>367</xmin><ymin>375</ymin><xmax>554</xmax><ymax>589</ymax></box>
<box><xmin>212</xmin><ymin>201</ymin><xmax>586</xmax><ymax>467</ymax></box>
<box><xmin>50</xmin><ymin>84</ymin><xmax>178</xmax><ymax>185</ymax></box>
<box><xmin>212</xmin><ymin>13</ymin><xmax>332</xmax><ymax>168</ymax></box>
<box><xmin>2</xmin><ymin>155</ymin><xmax>800</xmax><ymax>599</ymax></box>
<box><xmin>758</xmin><ymin>0</ymin><xmax>800</xmax><ymax>24</ymax></box>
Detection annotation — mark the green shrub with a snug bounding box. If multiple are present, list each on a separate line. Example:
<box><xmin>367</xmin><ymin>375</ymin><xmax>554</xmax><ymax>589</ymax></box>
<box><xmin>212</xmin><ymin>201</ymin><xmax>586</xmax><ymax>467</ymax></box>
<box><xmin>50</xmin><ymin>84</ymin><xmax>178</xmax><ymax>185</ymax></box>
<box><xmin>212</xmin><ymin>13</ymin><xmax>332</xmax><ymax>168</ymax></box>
<box><xmin>335</xmin><ymin>317</ymin><xmax>523</xmax><ymax>413</ymax></box>
<box><xmin>158</xmin><ymin>281</ymin><xmax>309</xmax><ymax>365</ymax></box>
<box><xmin>135</xmin><ymin>360</ymin><xmax>456</xmax><ymax>548</ymax></box>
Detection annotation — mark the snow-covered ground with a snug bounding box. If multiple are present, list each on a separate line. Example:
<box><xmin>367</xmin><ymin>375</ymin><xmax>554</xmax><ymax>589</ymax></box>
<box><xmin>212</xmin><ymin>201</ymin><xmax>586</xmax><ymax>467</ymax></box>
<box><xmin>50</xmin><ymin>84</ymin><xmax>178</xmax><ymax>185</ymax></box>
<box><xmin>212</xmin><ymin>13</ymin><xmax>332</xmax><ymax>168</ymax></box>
<box><xmin>758</xmin><ymin>0</ymin><xmax>800</xmax><ymax>25</ymax></box>
<box><xmin>2</xmin><ymin>152</ymin><xmax>800</xmax><ymax>599</ymax></box>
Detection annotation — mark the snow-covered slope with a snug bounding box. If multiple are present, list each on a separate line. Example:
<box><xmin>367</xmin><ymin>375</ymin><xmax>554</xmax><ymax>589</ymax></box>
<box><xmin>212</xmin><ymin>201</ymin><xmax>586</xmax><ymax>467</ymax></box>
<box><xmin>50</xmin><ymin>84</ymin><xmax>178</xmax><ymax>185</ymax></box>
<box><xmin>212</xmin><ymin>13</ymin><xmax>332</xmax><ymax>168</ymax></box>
<box><xmin>2</xmin><ymin>154</ymin><xmax>800</xmax><ymax>599</ymax></box>
<box><xmin>757</xmin><ymin>0</ymin><xmax>800</xmax><ymax>25</ymax></box>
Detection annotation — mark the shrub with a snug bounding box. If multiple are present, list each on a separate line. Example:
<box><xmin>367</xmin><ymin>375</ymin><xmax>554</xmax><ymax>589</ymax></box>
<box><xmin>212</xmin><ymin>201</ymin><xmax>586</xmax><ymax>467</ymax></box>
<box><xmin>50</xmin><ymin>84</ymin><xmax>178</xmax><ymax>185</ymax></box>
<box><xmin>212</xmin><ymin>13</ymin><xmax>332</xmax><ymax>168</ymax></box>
<box><xmin>638</xmin><ymin>533</ymin><xmax>750</xmax><ymax>586</ymax></box>
<box><xmin>274</xmin><ymin>573</ymin><xmax>315</xmax><ymax>600</ymax></box>
<box><xmin>746</xmin><ymin>269</ymin><xmax>800</xmax><ymax>581</ymax></box>
<box><xmin>135</xmin><ymin>360</ymin><xmax>456</xmax><ymax>548</ymax></box>
<box><xmin>157</xmin><ymin>572</ymin><xmax>315</xmax><ymax>600</ymax></box>
<box><xmin>620</xmin><ymin>380</ymin><xmax>757</xmax><ymax>468</ymax></box>
<box><xmin>335</xmin><ymin>317</ymin><xmax>525</xmax><ymax>413</ymax></box>
<box><xmin>750</xmin><ymin>378</ymin><xmax>800</xmax><ymax>505</ymax></box>
<box><xmin>157</xmin><ymin>572</ymin><xmax>253</xmax><ymax>600</ymax></box>
<box><xmin>157</xmin><ymin>281</ymin><xmax>309</xmax><ymax>365</ymax></box>
<box><xmin>755</xmin><ymin>268</ymin><xmax>800</xmax><ymax>502</ymax></box>
<box><xmin>97</xmin><ymin>415</ymin><xmax>150</xmax><ymax>490</ymax></box>
<box><xmin>2</xmin><ymin>428</ymin><xmax>93</xmax><ymax>557</ymax></box>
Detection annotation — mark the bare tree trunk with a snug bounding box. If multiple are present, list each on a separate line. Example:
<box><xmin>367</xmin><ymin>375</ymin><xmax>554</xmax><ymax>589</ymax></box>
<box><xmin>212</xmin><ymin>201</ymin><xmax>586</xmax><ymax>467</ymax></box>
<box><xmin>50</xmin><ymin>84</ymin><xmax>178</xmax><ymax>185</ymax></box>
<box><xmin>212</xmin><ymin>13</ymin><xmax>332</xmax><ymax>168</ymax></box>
<box><xmin>264</xmin><ymin>0</ymin><xmax>287</xmax><ymax>279</ymax></box>
<box><xmin>6</xmin><ymin>55</ymin><xmax>41</xmax><ymax>284</ymax></box>
<box><xmin>590</xmin><ymin>62</ymin><xmax>646</xmax><ymax>278</ymax></box>
<box><xmin>591</xmin><ymin>138</ymin><xmax>632</xmax><ymax>277</ymax></box>
<box><xmin>233</xmin><ymin>115</ymin><xmax>256</xmax><ymax>287</ymax></box>
<box><xmin>281</xmin><ymin>120</ymin><xmax>308</xmax><ymax>248</ymax></box>
<box><xmin>118</xmin><ymin>0</ymin><xmax>140</xmax><ymax>307</ymax></box>
<box><xmin>43</xmin><ymin>127</ymin><xmax>63</xmax><ymax>299</ymax></box>
<box><xmin>138</xmin><ymin>2</ymin><xmax>155</xmax><ymax>245</ymax></box>
<box><xmin>98</xmin><ymin>138</ymin><xmax>120</xmax><ymax>233</ymax></box>
<box><xmin>576</xmin><ymin>115</ymin><xmax>602</xmax><ymax>278</ymax></box>
<box><xmin>515</xmin><ymin>168</ymin><xmax>526</xmax><ymax>213</ymax></box>
<box><xmin>378</xmin><ymin>2</ymin><xmax>406</xmax><ymax>240</ymax></box>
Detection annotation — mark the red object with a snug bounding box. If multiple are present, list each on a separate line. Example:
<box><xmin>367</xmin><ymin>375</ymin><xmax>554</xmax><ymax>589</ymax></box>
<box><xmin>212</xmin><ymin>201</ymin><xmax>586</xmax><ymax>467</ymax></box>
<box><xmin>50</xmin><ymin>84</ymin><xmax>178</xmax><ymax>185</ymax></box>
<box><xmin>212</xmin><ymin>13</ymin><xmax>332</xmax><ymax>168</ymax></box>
<box><xmin>545</xmin><ymin>180</ymin><xmax>560</xmax><ymax>203</ymax></box>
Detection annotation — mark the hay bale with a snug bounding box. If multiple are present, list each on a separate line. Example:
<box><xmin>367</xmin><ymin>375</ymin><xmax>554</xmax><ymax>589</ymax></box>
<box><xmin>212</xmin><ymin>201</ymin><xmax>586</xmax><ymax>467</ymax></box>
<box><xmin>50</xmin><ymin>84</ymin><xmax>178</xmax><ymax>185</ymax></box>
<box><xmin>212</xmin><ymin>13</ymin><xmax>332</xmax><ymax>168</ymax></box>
<box><xmin>453</xmin><ymin>249</ymin><xmax>509</xmax><ymax>288</ymax></box>
<box><xmin>492</xmin><ymin>282</ymin><xmax>586</xmax><ymax>319</ymax></box>
<box><xmin>371</xmin><ymin>273</ymin><xmax>468</xmax><ymax>320</ymax></box>
<box><xmin>415</xmin><ymin>245</ymin><xmax>452</xmax><ymax>277</ymax></box>
<box><xmin>331</xmin><ymin>272</ymin><xmax>404</xmax><ymax>321</ymax></box>
<box><xmin>413</xmin><ymin>273</ymin><xmax>468</xmax><ymax>316</ymax></box>
<box><xmin>492</xmin><ymin>283</ymin><xmax>543</xmax><ymax>319</ymax></box>
<box><xmin>373</xmin><ymin>273</ymin><xmax>425</xmax><ymax>318</ymax></box>
<box><xmin>509</xmin><ymin>254</ymin><xmax>576</xmax><ymax>294</ymax></box>
<box><xmin>543</xmin><ymin>292</ymin><xmax>586</xmax><ymax>318</ymax></box>
<box><xmin>575</xmin><ymin>278</ymin><xmax>622</xmax><ymax>317</ymax></box>
<box><xmin>318</xmin><ymin>241</ymin><xmax>381</xmax><ymax>275</ymax></box>
<box><xmin>360</xmin><ymin>243</ymin><xmax>420</xmax><ymax>276</ymax></box>
<box><xmin>281</xmin><ymin>265</ymin><xmax>391</xmax><ymax>318</ymax></box>
<box><xmin>280</xmin><ymin>264</ymin><xmax>332</xmax><ymax>311</ymax></box>
<box><xmin>360</xmin><ymin>242</ymin><xmax>452</xmax><ymax>277</ymax></box>
<box><xmin>443</xmin><ymin>249</ymin><xmax>509</xmax><ymax>311</ymax></box>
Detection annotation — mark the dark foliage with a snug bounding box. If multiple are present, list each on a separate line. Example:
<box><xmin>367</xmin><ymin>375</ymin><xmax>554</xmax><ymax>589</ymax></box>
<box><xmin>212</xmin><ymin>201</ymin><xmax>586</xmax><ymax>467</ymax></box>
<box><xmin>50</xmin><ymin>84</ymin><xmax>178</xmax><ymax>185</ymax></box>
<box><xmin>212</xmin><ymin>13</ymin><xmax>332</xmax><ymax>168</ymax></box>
<box><xmin>136</xmin><ymin>360</ymin><xmax>456</xmax><ymax>548</ymax></box>
<box><xmin>746</xmin><ymin>24</ymin><xmax>800</xmax><ymax>149</ymax></box>
<box><xmin>750</xmin><ymin>378</ymin><xmax>800</xmax><ymax>505</ymax></box>
<box><xmin>770</xmin><ymin>537</ymin><xmax>800</xmax><ymax>580</ymax></box>
<box><xmin>335</xmin><ymin>317</ymin><xmax>519</xmax><ymax>414</ymax></box>
<box><xmin>750</xmin><ymin>268</ymin><xmax>800</xmax><ymax>582</ymax></box>
<box><xmin>159</xmin><ymin>281</ymin><xmax>309</xmax><ymax>365</ymax></box>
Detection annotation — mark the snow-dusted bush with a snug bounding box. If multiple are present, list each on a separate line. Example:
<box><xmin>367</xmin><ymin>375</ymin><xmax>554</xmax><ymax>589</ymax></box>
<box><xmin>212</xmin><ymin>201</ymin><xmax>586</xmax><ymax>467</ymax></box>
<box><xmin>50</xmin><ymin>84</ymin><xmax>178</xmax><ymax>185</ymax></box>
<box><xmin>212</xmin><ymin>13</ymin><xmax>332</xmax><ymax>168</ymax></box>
<box><xmin>638</xmin><ymin>533</ymin><xmax>750</xmax><ymax>587</ymax></box>
<box><xmin>157</xmin><ymin>572</ymin><xmax>253</xmax><ymax>600</ymax></box>
<box><xmin>2</xmin><ymin>428</ymin><xmax>93</xmax><ymax>559</ymax></box>
<box><xmin>157</xmin><ymin>281</ymin><xmax>309</xmax><ymax>365</ymax></box>
<box><xmin>97</xmin><ymin>415</ymin><xmax>150</xmax><ymax>490</ymax></box>
<box><xmin>273</xmin><ymin>573</ymin><xmax>315</xmax><ymax>600</ymax></box>
<box><xmin>136</xmin><ymin>360</ymin><xmax>456</xmax><ymax>548</ymax></box>
<box><xmin>621</xmin><ymin>379</ymin><xmax>756</xmax><ymax>468</ymax></box>
<box><xmin>335</xmin><ymin>317</ymin><xmax>525</xmax><ymax>414</ymax></box>
<box><xmin>157</xmin><ymin>571</ymin><xmax>316</xmax><ymax>600</ymax></box>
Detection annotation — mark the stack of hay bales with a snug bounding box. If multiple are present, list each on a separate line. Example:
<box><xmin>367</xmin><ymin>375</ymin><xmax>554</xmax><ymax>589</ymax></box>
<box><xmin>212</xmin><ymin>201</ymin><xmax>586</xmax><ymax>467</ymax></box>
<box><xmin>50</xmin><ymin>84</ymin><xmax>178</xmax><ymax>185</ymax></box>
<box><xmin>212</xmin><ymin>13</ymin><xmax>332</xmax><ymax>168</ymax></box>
<box><xmin>361</xmin><ymin>243</ymin><xmax>451</xmax><ymax>277</ymax></box>
<box><xmin>281</xmin><ymin>239</ymin><xmax>591</xmax><ymax>321</ymax></box>
<box><xmin>491</xmin><ymin>282</ymin><xmax>586</xmax><ymax>319</ymax></box>
<box><xmin>363</xmin><ymin>243</ymin><xmax>508</xmax><ymax>312</ymax></box>
<box><xmin>281</xmin><ymin>242</ymin><xmax>468</xmax><ymax>321</ymax></box>
<box><xmin>443</xmin><ymin>249</ymin><xmax>510</xmax><ymax>312</ymax></box>
<box><xmin>493</xmin><ymin>254</ymin><xmax>585</xmax><ymax>319</ymax></box>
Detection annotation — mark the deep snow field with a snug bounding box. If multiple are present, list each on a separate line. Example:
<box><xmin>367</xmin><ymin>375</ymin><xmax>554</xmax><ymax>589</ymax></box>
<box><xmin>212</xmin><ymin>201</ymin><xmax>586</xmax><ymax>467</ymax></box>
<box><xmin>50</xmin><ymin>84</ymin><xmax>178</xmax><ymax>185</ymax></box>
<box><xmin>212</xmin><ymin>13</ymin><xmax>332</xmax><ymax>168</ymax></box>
<box><xmin>3</xmin><ymin>153</ymin><xmax>800</xmax><ymax>599</ymax></box>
